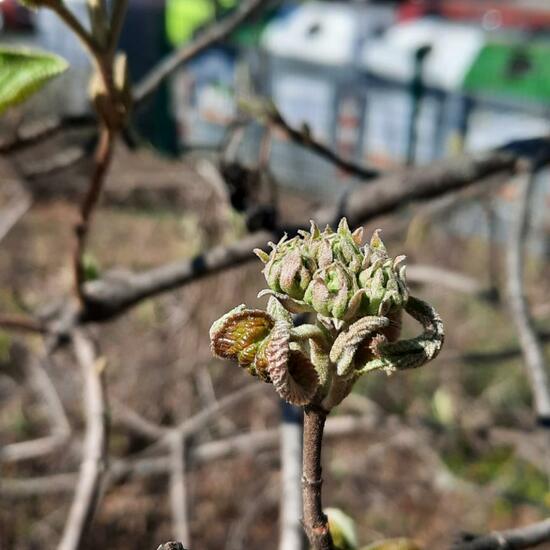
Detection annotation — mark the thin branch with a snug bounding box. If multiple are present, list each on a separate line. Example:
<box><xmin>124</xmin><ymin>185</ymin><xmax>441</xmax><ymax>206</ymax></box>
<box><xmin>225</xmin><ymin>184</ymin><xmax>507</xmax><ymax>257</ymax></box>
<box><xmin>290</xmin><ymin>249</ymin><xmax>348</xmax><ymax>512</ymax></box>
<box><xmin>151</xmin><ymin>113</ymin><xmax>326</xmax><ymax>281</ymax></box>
<box><xmin>0</xmin><ymin>435</ymin><xmax>69</xmax><ymax>463</ymax></box>
<box><xmin>111</xmin><ymin>399</ymin><xmax>167</xmax><ymax>440</ymax></box>
<box><xmin>302</xmin><ymin>406</ymin><xmax>333</xmax><ymax>550</ymax></box>
<box><xmin>22</xmin><ymin>147</ymin><xmax>86</xmax><ymax>180</ymax></box>
<box><xmin>0</xmin><ymin>191</ymin><xmax>32</xmax><ymax>243</ymax></box>
<box><xmin>266</xmin><ymin>108</ymin><xmax>379</xmax><ymax>180</ymax></box>
<box><xmin>1</xmin><ymin>414</ymin><xmax>382</xmax><ymax>497</ymax></box>
<box><xmin>73</xmin><ymin>125</ymin><xmax>115</xmax><ymax>299</ymax></box>
<box><xmin>0</xmin><ymin>314</ymin><xmax>47</xmax><ymax>334</ymax></box>
<box><xmin>279</xmin><ymin>405</ymin><xmax>305</xmax><ymax>550</ymax></box>
<box><xmin>173</xmin><ymin>382</ymin><xmax>267</xmax><ymax>439</ymax></box>
<box><xmin>45</xmin><ymin>0</ymin><xmax>98</xmax><ymax>59</ymax></box>
<box><xmin>452</xmin><ymin>518</ymin><xmax>550</xmax><ymax>550</ymax></box>
<box><xmin>27</xmin><ymin>353</ymin><xmax>72</xmax><ymax>437</ymax></box>
<box><xmin>168</xmin><ymin>433</ymin><xmax>190</xmax><ymax>546</ymax></box>
<box><xmin>58</xmin><ymin>331</ymin><xmax>108</xmax><ymax>550</ymax></box>
<box><xmin>82</xmin><ymin>147</ymin><xmax>520</xmax><ymax>321</ymax></box>
<box><xmin>133</xmin><ymin>0</ymin><xmax>272</xmax><ymax>104</ymax></box>
<box><xmin>0</xmin><ymin>115</ymin><xmax>94</xmax><ymax>154</ymax></box>
<box><xmin>505</xmin><ymin>164</ymin><xmax>550</xmax><ymax>422</ymax></box>
<box><xmin>107</xmin><ymin>0</ymin><xmax>128</xmax><ymax>57</ymax></box>
<box><xmin>407</xmin><ymin>265</ymin><xmax>490</xmax><ymax>300</ymax></box>
<box><xmin>0</xmin><ymin>350</ymin><xmax>71</xmax><ymax>464</ymax></box>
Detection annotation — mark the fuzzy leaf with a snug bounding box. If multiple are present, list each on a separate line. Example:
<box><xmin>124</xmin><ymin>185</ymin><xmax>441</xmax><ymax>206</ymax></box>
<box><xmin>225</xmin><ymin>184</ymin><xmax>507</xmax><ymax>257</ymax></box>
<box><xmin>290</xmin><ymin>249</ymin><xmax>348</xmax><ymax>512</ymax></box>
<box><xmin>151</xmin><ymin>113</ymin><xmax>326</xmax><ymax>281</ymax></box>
<box><xmin>210</xmin><ymin>307</ymin><xmax>274</xmax><ymax>367</ymax></box>
<box><xmin>266</xmin><ymin>322</ymin><xmax>319</xmax><ymax>405</ymax></box>
<box><xmin>356</xmin><ymin>296</ymin><xmax>444</xmax><ymax>375</ymax></box>
<box><xmin>330</xmin><ymin>316</ymin><xmax>389</xmax><ymax>377</ymax></box>
<box><xmin>0</xmin><ymin>47</ymin><xmax>68</xmax><ymax>115</ymax></box>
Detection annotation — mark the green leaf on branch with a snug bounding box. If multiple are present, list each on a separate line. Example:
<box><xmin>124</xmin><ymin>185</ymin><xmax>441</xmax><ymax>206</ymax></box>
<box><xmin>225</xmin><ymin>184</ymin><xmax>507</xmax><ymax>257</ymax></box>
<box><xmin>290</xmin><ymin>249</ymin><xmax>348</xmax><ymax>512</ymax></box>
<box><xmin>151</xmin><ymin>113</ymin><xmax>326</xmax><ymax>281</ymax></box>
<box><xmin>0</xmin><ymin>47</ymin><xmax>68</xmax><ymax>115</ymax></box>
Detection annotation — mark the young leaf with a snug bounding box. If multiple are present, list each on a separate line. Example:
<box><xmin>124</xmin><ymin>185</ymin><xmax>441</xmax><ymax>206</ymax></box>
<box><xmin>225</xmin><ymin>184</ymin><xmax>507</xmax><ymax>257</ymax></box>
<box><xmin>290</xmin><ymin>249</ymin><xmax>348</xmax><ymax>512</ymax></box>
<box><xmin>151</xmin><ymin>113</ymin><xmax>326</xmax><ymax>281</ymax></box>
<box><xmin>0</xmin><ymin>47</ymin><xmax>69</xmax><ymax>115</ymax></box>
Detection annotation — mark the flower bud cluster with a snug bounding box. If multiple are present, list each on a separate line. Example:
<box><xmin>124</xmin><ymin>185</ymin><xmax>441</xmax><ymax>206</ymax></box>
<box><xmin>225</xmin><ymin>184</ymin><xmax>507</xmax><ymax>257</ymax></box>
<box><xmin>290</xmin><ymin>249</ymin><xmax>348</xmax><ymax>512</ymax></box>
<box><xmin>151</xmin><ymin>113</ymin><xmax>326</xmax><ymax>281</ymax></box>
<box><xmin>255</xmin><ymin>219</ymin><xmax>408</xmax><ymax>324</ymax></box>
<box><xmin>210</xmin><ymin>219</ymin><xmax>444</xmax><ymax>409</ymax></box>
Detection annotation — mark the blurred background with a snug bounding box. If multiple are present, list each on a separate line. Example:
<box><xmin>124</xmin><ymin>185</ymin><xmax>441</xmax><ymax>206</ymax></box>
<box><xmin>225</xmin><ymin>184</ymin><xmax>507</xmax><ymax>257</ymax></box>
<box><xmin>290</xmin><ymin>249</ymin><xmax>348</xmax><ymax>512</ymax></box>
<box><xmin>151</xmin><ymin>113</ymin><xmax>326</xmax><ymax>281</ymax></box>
<box><xmin>1</xmin><ymin>0</ymin><xmax>550</xmax><ymax>548</ymax></box>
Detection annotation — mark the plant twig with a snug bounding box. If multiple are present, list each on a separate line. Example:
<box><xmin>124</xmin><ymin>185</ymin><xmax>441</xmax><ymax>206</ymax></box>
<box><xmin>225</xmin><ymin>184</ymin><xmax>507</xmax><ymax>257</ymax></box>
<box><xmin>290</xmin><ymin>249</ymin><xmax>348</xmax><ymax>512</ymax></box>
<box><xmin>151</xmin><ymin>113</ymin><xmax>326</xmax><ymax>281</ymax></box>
<box><xmin>58</xmin><ymin>331</ymin><xmax>108</xmax><ymax>550</ymax></box>
<box><xmin>168</xmin><ymin>433</ymin><xmax>190</xmax><ymax>546</ymax></box>
<box><xmin>133</xmin><ymin>0</ymin><xmax>272</xmax><ymax>105</ymax></box>
<box><xmin>0</xmin><ymin>115</ymin><xmax>94</xmax><ymax>154</ymax></box>
<box><xmin>452</xmin><ymin>518</ymin><xmax>550</xmax><ymax>550</ymax></box>
<box><xmin>81</xmin><ymin>147</ymin><xmax>520</xmax><ymax>321</ymax></box>
<box><xmin>279</xmin><ymin>404</ymin><xmax>305</xmax><ymax>550</ymax></box>
<box><xmin>505</xmin><ymin>163</ymin><xmax>550</xmax><ymax>423</ymax></box>
<box><xmin>0</xmin><ymin>314</ymin><xmax>47</xmax><ymax>334</ymax></box>
<box><xmin>267</xmin><ymin>108</ymin><xmax>379</xmax><ymax>180</ymax></box>
<box><xmin>0</xmin><ymin>190</ymin><xmax>31</xmax><ymax>243</ymax></box>
<box><xmin>302</xmin><ymin>406</ymin><xmax>333</xmax><ymax>550</ymax></box>
<box><xmin>107</xmin><ymin>0</ymin><xmax>128</xmax><ymax>57</ymax></box>
<box><xmin>73</xmin><ymin>125</ymin><xmax>115</xmax><ymax>299</ymax></box>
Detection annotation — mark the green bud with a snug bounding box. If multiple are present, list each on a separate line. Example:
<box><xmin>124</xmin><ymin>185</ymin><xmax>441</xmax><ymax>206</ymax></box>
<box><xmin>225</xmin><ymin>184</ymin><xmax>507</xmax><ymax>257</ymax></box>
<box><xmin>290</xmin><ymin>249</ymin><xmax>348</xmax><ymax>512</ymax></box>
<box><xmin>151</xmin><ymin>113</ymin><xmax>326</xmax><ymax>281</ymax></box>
<box><xmin>358</xmin><ymin>231</ymin><xmax>408</xmax><ymax>316</ymax></box>
<box><xmin>304</xmin><ymin>262</ymin><xmax>357</xmax><ymax>320</ymax></box>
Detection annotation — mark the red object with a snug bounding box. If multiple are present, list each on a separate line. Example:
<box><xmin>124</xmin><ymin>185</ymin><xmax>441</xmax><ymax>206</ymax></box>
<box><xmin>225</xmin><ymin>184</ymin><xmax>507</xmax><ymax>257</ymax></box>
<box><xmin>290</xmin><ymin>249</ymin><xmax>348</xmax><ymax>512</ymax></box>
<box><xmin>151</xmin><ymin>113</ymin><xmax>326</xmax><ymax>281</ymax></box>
<box><xmin>1</xmin><ymin>0</ymin><xmax>34</xmax><ymax>32</ymax></box>
<box><xmin>398</xmin><ymin>0</ymin><xmax>550</xmax><ymax>29</ymax></box>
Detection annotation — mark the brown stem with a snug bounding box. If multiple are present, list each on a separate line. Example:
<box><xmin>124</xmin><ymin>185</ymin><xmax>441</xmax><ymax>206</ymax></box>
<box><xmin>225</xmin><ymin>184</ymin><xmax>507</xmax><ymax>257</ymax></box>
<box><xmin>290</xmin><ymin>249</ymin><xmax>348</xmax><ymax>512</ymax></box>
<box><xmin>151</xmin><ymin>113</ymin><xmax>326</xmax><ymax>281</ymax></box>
<box><xmin>302</xmin><ymin>406</ymin><xmax>333</xmax><ymax>550</ymax></box>
<box><xmin>73</xmin><ymin>125</ymin><xmax>114</xmax><ymax>300</ymax></box>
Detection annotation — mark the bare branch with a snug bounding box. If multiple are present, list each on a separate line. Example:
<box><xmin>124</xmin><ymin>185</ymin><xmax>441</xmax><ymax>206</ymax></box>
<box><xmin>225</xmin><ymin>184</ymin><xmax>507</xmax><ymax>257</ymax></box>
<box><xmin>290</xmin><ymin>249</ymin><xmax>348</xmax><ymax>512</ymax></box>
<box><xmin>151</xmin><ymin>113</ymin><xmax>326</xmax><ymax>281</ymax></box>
<box><xmin>58</xmin><ymin>331</ymin><xmax>108</xmax><ymax>550</ymax></box>
<box><xmin>74</xmin><ymin>125</ymin><xmax>115</xmax><ymax>299</ymax></box>
<box><xmin>407</xmin><ymin>265</ymin><xmax>489</xmax><ymax>299</ymax></box>
<box><xmin>107</xmin><ymin>0</ymin><xmax>128</xmax><ymax>57</ymax></box>
<box><xmin>134</xmin><ymin>0</ymin><xmax>273</xmax><ymax>105</ymax></box>
<box><xmin>452</xmin><ymin>518</ymin><xmax>550</xmax><ymax>550</ymax></box>
<box><xmin>0</xmin><ymin>435</ymin><xmax>69</xmax><ymax>463</ymax></box>
<box><xmin>111</xmin><ymin>399</ymin><xmax>167</xmax><ymax>440</ymax></box>
<box><xmin>22</xmin><ymin>147</ymin><xmax>86</xmax><ymax>180</ymax></box>
<box><xmin>505</xmin><ymin>164</ymin><xmax>550</xmax><ymax>422</ymax></box>
<box><xmin>0</xmin><ymin>189</ymin><xmax>32</xmax><ymax>243</ymax></box>
<box><xmin>0</xmin><ymin>314</ymin><xmax>47</xmax><ymax>334</ymax></box>
<box><xmin>1</xmin><ymin>414</ymin><xmax>381</xmax><ymax>497</ymax></box>
<box><xmin>0</xmin><ymin>115</ymin><xmax>93</xmax><ymax>154</ymax></box>
<box><xmin>82</xmin><ymin>148</ymin><xmax>519</xmax><ymax>321</ymax></box>
<box><xmin>168</xmin><ymin>433</ymin><xmax>190</xmax><ymax>546</ymax></box>
<box><xmin>279</xmin><ymin>405</ymin><xmax>305</xmax><ymax>550</ymax></box>
<box><xmin>265</xmin><ymin>107</ymin><xmax>379</xmax><ymax>180</ymax></box>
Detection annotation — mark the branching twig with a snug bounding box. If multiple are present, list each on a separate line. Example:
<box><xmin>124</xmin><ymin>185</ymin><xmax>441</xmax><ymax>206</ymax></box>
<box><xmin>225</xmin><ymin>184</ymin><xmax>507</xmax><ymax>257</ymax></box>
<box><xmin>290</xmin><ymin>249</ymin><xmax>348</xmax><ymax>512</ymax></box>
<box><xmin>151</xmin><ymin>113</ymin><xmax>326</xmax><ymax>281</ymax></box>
<box><xmin>58</xmin><ymin>331</ymin><xmax>108</xmax><ymax>550</ymax></box>
<box><xmin>81</xmin><ymin>147</ymin><xmax>520</xmax><ymax>321</ymax></box>
<box><xmin>134</xmin><ymin>0</ymin><xmax>273</xmax><ymax>104</ymax></box>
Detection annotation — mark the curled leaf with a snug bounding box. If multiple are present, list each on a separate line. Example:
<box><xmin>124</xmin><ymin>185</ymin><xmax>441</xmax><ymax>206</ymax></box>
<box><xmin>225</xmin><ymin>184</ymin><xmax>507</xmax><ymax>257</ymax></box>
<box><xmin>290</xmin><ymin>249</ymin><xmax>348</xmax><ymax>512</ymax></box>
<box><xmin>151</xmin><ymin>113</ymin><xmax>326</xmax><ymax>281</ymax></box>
<box><xmin>266</xmin><ymin>321</ymin><xmax>319</xmax><ymax>405</ymax></box>
<box><xmin>356</xmin><ymin>296</ymin><xmax>444</xmax><ymax>375</ymax></box>
<box><xmin>210</xmin><ymin>307</ymin><xmax>274</xmax><ymax>373</ymax></box>
<box><xmin>330</xmin><ymin>316</ymin><xmax>390</xmax><ymax>377</ymax></box>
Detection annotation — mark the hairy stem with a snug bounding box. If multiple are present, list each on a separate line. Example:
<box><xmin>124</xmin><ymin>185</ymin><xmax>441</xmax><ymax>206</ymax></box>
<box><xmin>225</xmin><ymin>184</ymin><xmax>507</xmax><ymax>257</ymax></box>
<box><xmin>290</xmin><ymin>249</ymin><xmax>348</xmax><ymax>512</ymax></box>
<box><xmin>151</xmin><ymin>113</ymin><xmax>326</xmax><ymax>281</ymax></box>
<box><xmin>302</xmin><ymin>406</ymin><xmax>333</xmax><ymax>550</ymax></box>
